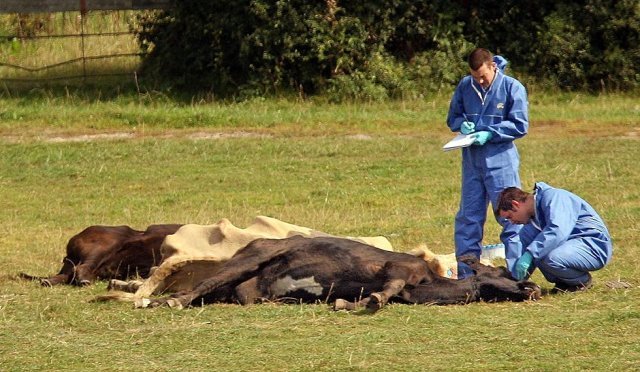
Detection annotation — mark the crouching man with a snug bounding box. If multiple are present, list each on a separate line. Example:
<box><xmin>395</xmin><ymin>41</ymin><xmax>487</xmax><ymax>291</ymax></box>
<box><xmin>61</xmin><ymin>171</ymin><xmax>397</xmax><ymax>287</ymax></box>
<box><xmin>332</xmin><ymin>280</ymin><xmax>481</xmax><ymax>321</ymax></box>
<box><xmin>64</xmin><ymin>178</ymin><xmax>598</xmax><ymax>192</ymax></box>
<box><xmin>496</xmin><ymin>182</ymin><xmax>612</xmax><ymax>293</ymax></box>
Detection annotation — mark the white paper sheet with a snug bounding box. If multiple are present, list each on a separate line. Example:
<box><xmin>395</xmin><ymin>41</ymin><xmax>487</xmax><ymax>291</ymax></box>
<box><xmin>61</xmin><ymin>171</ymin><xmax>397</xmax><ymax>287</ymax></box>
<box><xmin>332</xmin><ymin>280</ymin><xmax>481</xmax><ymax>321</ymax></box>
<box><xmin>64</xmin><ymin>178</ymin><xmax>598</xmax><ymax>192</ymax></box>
<box><xmin>442</xmin><ymin>133</ymin><xmax>475</xmax><ymax>151</ymax></box>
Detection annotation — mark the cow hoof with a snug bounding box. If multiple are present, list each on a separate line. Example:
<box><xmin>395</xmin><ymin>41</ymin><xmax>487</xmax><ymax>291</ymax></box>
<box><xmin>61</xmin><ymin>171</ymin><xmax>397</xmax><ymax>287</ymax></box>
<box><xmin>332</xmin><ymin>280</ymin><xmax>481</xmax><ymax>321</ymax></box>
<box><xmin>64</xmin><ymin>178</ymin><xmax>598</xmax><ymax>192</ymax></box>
<box><xmin>134</xmin><ymin>298</ymin><xmax>152</xmax><ymax>308</ymax></box>
<box><xmin>520</xmin><ymin>282</ymin><xmax>542</xmax><ymax>301</ymax></box>
<box><xmin>333</xmin><ymin>299</ymin><xmax>356</xmax><ymax>311</ymax></box>
<box><xmin>166</xmin><ymin>298</ymin><xmax>184</xmax><ymax>310</ymax></box>
<box><xmin>528</xmin><ymin>286</ymin><xmax>542</xmax><ymax>301</ymax></box>
<box><xmin>79</xmin><ymin>280</ymin><xmax>91</xmax><ymax>286</ymax></box>
<box><xmin>40</xmin><ymin>279</ymin><xmax>53</xmax><ymax>287</ymax></box>
<box><xmin>366</xmin><ymin>293</ymin><xmax>384</xmax><ymax>312</ymax></box>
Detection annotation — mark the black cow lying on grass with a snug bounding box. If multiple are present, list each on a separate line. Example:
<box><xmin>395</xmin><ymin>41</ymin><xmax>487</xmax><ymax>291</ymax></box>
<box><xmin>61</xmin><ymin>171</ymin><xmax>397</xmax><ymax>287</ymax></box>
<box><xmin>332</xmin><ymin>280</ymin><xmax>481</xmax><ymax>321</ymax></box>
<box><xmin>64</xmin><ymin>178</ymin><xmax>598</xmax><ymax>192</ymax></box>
<box><xmin>20</xmin><ymin>224</ymin><xmax>183</xmax><ymax>286</ymax></box>
<box><xmin>138</xmin><ymin>236</ymin><xmax>541</xmax><ymax>312</ymax></box>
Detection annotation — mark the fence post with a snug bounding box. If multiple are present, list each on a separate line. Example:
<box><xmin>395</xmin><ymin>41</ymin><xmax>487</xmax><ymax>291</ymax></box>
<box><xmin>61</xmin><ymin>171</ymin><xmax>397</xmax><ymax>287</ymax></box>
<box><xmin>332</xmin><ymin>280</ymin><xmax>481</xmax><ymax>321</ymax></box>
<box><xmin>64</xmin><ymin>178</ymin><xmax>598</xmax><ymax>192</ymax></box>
<box><xmin>80</xmin><ymin>0</ymin><xmax>87</xmax><ymax>81</ymax></box>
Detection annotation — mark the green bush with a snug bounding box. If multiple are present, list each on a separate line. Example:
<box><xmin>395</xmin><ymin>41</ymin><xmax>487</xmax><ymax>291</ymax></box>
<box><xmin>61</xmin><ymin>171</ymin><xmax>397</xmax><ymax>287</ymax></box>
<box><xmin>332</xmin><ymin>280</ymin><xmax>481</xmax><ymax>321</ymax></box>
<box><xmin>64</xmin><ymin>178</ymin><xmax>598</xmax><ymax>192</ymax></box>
<box><xmin>135</xmin><ymin>0</ymin><xmax>466</xmax><ymax>99</ymax></box>
<box><xmin>530</xmin><ymin>1</ymin><xmax>640</xmax><ymax>91</ymax></box>
<box><xmin>134</xmin><ymin>1</ymin><xmax>640</xmax><ymax>98</ymax></box>
<box><xmin>136</xmin><ymin>1</ymin><xmax>386</xmax><ymax>97</ymax></box>
<box><xmin>462</xmin><ymin>0</ymin><xmax>640</xmax><ymax>92</ymax></box>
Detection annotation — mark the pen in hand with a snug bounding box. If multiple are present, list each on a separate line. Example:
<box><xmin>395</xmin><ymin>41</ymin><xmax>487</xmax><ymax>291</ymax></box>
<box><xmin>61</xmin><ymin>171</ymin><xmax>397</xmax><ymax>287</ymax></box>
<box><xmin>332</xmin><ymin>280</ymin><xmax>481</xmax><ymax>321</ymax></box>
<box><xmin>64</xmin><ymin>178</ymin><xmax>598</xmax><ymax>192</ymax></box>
<box><xmin>461</xmin><ymin>113</ymin><xmax>475</xmax><ymax>134</ymax></box>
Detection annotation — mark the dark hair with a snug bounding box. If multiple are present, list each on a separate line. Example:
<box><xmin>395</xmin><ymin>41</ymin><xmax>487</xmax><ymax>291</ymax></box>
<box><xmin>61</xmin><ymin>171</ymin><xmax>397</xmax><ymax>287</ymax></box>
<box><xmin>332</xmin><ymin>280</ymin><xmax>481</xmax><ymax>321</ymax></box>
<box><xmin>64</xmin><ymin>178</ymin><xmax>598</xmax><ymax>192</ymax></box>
<box><xmin>468</xmin><ymin>48</ymin><xmax>493</xmax><ymax>70</ymax></box>
<box><xmin>496</xmin><ymin>187</ymin><xmax>529</xmax><ymax>212</ymax></box>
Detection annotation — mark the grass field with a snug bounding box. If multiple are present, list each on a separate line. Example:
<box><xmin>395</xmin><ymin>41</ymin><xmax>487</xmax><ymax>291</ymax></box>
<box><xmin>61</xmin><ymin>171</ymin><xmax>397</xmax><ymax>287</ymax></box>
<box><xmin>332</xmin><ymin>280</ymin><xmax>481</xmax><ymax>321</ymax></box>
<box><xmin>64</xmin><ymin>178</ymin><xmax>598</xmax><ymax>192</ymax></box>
<box><xmin>1</xmin><ymin>93</ymin><xmax>639</xmax><ymax>370</ymax></box>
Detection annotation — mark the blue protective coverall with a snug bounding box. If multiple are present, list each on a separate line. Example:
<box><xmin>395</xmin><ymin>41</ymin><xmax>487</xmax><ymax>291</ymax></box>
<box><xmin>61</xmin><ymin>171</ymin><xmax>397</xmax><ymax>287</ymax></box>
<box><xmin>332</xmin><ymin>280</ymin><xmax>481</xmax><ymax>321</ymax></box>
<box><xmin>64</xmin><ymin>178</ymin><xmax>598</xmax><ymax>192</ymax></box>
<box><xmin>446</xmin><ymin>56</ymin><xmax>529</xmax><ymax>266</ymax></box>
<box><xmin>511</xmin><ymin>182</ymin><xmax>613</xmax><ymax>285</ymax></box>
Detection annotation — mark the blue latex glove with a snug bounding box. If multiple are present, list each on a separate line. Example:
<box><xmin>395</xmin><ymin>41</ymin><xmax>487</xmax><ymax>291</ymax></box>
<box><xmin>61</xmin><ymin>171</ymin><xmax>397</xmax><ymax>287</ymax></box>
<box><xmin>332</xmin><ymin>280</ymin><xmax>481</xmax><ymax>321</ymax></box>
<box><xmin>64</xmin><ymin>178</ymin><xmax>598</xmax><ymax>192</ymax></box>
<box><xmin>461</xmin><ymin>121</ymin><xmax>475</xmax><ymax>134</ymax></box>
<box><xmin>513</xmin><ymin>251</ymin><xmax>534</xmax><ymax>281</ymax></box>
<box><xmin>472</xmin><ymin>131</ymin><xmax>493</xmax><ymax>145</ymax></box>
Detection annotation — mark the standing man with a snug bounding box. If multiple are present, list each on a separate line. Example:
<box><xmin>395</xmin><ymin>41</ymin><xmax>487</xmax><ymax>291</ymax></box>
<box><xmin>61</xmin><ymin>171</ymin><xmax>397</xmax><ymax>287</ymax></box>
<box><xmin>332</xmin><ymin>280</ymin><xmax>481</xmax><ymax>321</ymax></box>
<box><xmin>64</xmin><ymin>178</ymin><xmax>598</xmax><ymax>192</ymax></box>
<box><xmin>497</xmin><ymin>182</ymin><xmax>613</xmax><ymax>292</ymax></box>
<box><xmin>446</xmin><ymin>48</ymin><xmax>529</xmax><ymax>278</ymax></box>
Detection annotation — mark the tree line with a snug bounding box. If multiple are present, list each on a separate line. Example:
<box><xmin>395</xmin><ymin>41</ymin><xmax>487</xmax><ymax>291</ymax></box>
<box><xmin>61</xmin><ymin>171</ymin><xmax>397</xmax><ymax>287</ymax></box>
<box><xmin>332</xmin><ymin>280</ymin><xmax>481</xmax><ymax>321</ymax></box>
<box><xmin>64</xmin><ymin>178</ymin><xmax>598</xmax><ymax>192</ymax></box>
<box><xmin>135</xmin><ymin>0</ymin><xmax>640</xmax><ymax>99</ymax></box>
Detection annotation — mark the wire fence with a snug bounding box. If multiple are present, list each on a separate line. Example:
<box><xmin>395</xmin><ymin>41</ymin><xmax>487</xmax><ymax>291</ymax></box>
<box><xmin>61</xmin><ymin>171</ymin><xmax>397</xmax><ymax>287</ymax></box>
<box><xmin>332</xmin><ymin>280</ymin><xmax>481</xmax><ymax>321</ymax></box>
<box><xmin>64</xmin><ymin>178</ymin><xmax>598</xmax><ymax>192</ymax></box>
<box><xmin>0</xmin><ymin>6</ymin><xmax>162</xmax><ymax>86</ymax></box>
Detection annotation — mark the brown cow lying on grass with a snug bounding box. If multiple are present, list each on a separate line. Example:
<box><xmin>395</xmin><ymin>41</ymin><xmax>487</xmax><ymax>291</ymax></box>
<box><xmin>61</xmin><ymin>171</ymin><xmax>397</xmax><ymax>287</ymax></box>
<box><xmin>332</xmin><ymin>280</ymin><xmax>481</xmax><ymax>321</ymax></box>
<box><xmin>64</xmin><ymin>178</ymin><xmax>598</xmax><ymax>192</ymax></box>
<box><xmin>20</xmin><ymin>224</ymin><xmax>183</xmax><ymax>286</ymax></box>
<box><xmin>138</xmin><ymin>236</ymin><xmax>541</xmax><ymax>312</ymax></box>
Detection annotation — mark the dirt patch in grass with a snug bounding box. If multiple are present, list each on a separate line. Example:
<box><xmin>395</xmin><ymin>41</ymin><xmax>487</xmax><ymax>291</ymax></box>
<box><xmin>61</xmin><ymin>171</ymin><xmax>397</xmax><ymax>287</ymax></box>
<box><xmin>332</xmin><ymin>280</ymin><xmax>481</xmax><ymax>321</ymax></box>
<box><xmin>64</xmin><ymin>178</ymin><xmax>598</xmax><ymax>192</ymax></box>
<box><xmin>0</xmin><ymin>130</ymin><xmax>271</xmax><ymax>144</ymax></box>
<box><xmin>47</xmin><ymin>132</ymin><xmax>137</xmax><ymax>143</ymax></box>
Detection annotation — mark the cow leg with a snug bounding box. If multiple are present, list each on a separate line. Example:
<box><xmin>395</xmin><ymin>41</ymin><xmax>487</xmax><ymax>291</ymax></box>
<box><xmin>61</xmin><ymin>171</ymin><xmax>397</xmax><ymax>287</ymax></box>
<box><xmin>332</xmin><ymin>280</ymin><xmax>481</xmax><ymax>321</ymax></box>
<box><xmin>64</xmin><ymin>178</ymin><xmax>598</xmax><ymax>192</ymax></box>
<box><xmin>144</xmin><ymin>273</ymin><xmax>241</xmax><ymax>309</ymax></box>
<box><xmin>234</xmin><ymin>277</ymin><xmax>261</xmax><ymax>305</ymax></box>
<box><xmin>74</xmin><ymin>263</ymin><xmax>97</xmax><ymax>286</ymax></box>
<box><xmin>401</xmin><ymin>276</ymin><xmax>541</xmax><ymax>305</ymax></box>
<box><xmin>48</xmin><ymin>257</ymin><xmax>79</xmax><ymax>286</ymax></box>
<box><xmin>108</xmin><ymin>279</ymin><xmax>144</xmax><ymax>293</ymax></box>
<box><xmin>400</xmin><ymin>279</ymin><xmax>478</xmax><ymax>305</ymax></box>
<box><xmin>23</xmin><ymin>257</ymin><xmax>77</xmax><ymax>286</ymax></box>
<box><xmin>365</xmin><ymin>278</ymin><xmax>406</xmax><ymax>311</ymax></box>
<box><xmin>18</xmin><ymin>272</ymin><xmax>71</xmax><ymax>287</ymax></box>
<box><xmin>42</xmin><ymin>273</ymin><xmax>72</xmax><ymax>287</ymax></box>
<box><xmin>476</xmin><ymin>277</ymin><xmax>541</xmax><ymax>302</ymax></box>
<box><xmin>139</xmin><ymin>240</ymin><xmax>291</xmax><ymax>309</ymax></box>
<box><xmin>334</xmin><ymin>278</ymin><xmax>407</xmax><ymax>312</ymax></box>
<box><xmin>177</xmin><ymin>279</ymin><xmax>249</xmax><ymax>306</ymax></box>
<box><xmin>364</xmin><ymin>260</ymin><xmax>431</xmax><ymax>312</ymax></box>
<box><xmin>458</xmin><ymin>254</ymin><xmax>510</xmax><ymax>278</ymax></box>
<box><xmin>335</xmin><ymin>261</ymin><xmax>425</xmax><ymax>312</ymax></box>
<box><xmin>152</xmin><ymin>268</ymin><xmax>263</xmax><ymax>309</ymax></box>
<box><xmin>333</xmin><ymin>279</ymin><xmax>406</xmax><ymax>312</ymax></box>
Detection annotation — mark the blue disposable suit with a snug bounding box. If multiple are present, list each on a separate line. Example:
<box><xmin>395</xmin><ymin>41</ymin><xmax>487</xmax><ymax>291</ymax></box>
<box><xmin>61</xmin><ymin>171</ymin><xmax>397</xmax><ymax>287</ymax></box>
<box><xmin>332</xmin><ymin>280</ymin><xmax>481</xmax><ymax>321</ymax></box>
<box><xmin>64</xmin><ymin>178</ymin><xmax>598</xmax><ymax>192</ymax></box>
<box><xmin>509</xmin><ymin>182</ymin><xmax>613</xmax><ymax>285</ymax></box>
<box><xmin>446</xmin><ymin>56</ymin><xmax>529</xmax><ymax>270</ymax></box>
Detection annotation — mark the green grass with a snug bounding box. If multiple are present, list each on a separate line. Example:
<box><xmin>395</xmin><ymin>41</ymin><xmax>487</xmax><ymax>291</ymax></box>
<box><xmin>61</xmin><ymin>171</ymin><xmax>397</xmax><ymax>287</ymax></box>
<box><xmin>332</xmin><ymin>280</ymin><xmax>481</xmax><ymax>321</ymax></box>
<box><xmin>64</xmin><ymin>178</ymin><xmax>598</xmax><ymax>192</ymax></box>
<box><xmin>0</xmin><ymin>91</ymin><xmax>638</xmax><ymax>136</ymax></box>
<box><xmin>1</xmin><ymin>94</ymin><xmax>639</xmax><ymax>370</ymax></box>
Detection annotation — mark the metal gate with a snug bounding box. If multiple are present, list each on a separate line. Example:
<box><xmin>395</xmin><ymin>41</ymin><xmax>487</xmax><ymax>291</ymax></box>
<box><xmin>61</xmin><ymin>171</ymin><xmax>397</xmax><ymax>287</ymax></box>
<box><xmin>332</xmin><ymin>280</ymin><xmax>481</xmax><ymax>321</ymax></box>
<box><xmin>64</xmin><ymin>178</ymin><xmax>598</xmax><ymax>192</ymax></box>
<box><xmin>0</xmin><ymin>0</ymin><xmax>169</xmax><ymax>85</ymax></box>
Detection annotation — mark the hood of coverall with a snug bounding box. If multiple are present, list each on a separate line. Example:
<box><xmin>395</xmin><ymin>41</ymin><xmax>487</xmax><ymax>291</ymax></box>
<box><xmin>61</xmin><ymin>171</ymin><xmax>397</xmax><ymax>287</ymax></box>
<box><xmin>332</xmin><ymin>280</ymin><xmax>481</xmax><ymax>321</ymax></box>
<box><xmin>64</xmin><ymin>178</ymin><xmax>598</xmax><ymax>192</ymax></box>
<box><xmin>493</xmin><ymin>55</ymin><xmax>508</xmax><ymax>73</ymax></box>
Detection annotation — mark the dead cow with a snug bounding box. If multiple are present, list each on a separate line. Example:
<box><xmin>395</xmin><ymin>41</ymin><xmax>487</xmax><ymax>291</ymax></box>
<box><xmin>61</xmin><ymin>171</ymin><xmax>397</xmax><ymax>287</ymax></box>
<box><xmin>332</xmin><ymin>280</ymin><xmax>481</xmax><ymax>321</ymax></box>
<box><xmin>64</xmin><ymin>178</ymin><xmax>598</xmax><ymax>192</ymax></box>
<box><xmin>140</xmin><ymin>236</ymin><xmax>540</xmax><ymax>312</ymax></box>
<box><xmin>21</xmin><ymin>224</ymin><xmax>182</xmax><ymax>286</ymax></box>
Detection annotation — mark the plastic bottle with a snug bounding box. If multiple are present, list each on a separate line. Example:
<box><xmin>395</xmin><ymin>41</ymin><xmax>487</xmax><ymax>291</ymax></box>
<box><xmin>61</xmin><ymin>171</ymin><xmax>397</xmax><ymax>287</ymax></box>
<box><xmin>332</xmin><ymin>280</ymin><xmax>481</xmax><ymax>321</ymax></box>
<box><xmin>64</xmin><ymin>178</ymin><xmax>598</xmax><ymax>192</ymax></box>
<box><xmin>481</xmin><ymin>243</ymin><xmax>505</xmax><ymax>259</ymax></box>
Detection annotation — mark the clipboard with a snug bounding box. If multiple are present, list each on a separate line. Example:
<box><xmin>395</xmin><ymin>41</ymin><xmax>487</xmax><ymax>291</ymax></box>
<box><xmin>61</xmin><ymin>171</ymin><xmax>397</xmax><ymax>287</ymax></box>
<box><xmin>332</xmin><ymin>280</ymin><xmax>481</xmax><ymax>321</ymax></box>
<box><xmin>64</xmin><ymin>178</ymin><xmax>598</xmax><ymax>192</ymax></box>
<box><xmin>442</xmin><ymin>133</ymin><xmax>475</xmax><ymax>151</ymax></box>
